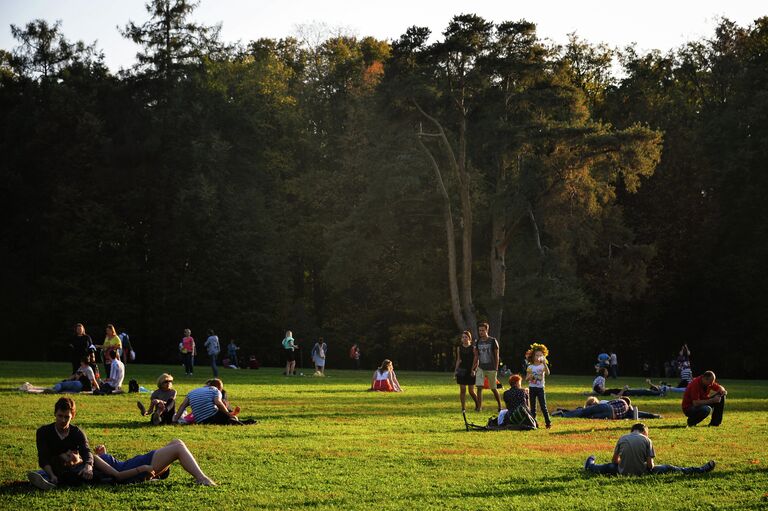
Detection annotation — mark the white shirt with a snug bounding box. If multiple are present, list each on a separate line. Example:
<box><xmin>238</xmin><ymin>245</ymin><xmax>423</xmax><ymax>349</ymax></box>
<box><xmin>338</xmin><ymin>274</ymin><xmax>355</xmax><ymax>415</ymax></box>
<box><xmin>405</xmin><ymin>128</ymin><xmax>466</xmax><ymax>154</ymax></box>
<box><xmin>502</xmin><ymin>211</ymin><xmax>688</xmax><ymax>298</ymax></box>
<box><xmin>610</xmin><ymin>353</ymin><xmax>618</xmax><ymax>365</ymax></box>
<box><xmin>108</xmin><ymin>359</ymin><xmax>125</xmax><ymax>389</ymax></box>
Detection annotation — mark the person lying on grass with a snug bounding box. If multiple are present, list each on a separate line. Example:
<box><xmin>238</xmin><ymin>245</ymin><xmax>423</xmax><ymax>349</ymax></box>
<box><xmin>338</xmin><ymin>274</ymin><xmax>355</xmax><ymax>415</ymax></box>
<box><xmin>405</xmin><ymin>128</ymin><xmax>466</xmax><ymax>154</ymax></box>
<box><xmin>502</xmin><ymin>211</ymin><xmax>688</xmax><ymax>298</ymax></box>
<box><xmin>584</xmin><ymin>422</ymin><xmax>715</xmax><ymax>475</ymax></box>
<box><xmin>137</xmin><ymin>373</ymin><xmax>177</xmax><ymax>425</ymax></box>
<box><xmin>19</xmin><ymin>357</ymin><xmax>100</xmax><ymax>394</ymax></box>
<box><xmin>173</xmin><ymin>378</ymin><xmax>243</xmax><ymax>425</ymax></box>
<box><xmin>552</xmin><ymin>397</ymin><xmax>661</xmax><ymax>419</ymax></box>
<box><xmin>369</xmin><ymin>359</ymin><xmax>402</xmax><ymax>392</ymax></box>
<box><xmin>28</xmin><ymin>397</ymin><xmax>94</xmax><ymax>490</ymax></box>
<box><xmin>49</xmin><ymin>439</ymin><xmax>216</xmax><ymax>487</ymax></box>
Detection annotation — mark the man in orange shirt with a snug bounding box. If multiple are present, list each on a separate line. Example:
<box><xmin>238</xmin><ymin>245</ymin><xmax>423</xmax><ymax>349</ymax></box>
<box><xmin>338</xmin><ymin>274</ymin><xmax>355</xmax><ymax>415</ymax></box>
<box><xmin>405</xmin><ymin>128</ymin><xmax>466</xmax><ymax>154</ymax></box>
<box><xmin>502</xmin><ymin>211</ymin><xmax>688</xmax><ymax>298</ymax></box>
<box><xmin>682</xmin><ymin>371</ymin><xmax>727</xmax><ymax>427</ymax></box>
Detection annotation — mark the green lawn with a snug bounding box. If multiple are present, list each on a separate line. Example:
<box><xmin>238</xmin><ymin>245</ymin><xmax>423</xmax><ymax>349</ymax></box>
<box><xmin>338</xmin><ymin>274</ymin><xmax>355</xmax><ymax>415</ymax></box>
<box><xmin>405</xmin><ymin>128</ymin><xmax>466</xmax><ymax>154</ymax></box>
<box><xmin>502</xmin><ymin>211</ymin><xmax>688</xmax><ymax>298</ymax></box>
<box><xmin>0</xmin><ymin>361</ymin><xmax>766</xmax><ymax>510</ymax></box>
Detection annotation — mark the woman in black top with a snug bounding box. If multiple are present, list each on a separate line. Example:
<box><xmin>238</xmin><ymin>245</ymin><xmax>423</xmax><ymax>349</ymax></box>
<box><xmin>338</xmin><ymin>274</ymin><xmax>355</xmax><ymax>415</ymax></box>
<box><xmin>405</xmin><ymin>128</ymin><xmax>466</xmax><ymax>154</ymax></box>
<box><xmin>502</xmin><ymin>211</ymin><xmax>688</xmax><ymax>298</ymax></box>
<box><xmin>503</xmin><ymin>374</ymin><xmax>530</xmax><ymax>411</ymax></box>
<box><xmin>69</xmin><ymin>323</ymin><xmax>93</xmax><ymax>375</ymax></box>
<box><xmin>455</xmin><ymin>330</ymin><xmax>479</xmax><ymax>412</ymax></box>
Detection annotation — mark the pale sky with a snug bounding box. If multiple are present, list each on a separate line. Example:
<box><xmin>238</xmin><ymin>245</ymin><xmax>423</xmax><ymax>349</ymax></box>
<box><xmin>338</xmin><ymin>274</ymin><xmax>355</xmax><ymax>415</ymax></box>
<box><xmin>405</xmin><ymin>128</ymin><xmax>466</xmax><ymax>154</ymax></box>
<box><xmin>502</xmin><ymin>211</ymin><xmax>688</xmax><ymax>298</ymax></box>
<box><xmin>1</xmin><ymin>0</ymin><xmax>765</xmax><ymax>72</ymax></box>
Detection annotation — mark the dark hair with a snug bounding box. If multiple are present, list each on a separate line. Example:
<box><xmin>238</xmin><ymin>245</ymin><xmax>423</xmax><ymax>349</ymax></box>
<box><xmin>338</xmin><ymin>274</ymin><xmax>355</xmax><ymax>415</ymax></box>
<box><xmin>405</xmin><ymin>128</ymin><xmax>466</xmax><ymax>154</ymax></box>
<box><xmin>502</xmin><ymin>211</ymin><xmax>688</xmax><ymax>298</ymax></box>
<box><xmin>631</xmin><ymin>422</ymin><xmax>647</xmax><ymax>433</ymax></box>
<box><xmin>109</xmin><ymin>349</ymin><xmax>118</xmax><ymax>359</ymax></box>
<box><xmin>478</xmin><ymin>322</ymin><xmax>490</xmax><ymax>330</ymax></box>
<box><xmin>55</xmin><ymin>397</ymin><xmax>75</xmax><ymax>415</ymax></box>
<box><xmin>208</xmin><ymin>329</ymin><xmax>215</xmax><ymax>335</ymax></box>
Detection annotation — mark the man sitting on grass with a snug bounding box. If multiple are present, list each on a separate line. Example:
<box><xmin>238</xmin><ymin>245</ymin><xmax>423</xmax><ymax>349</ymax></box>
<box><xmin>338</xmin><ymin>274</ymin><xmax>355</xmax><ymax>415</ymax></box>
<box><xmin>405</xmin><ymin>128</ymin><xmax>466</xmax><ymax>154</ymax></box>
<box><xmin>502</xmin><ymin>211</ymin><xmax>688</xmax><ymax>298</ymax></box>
<box><xmin>173</xmin><ymin>378</ymin><xmax>242</xmax><ymax>425</ymax></box>
<box><xmin>682</xmin><ymin>370</ymin><xmax>727</xmax><ymax>427</ymax></box>
<box><xmin>585</xmin><ymin>422</ymin><xmax>715</xmax><ymax>476</ymax></box>
<box><xmin>28</xmin><ymin>397</ymin><xmax>94</xmax><ymax>490</ymax></box>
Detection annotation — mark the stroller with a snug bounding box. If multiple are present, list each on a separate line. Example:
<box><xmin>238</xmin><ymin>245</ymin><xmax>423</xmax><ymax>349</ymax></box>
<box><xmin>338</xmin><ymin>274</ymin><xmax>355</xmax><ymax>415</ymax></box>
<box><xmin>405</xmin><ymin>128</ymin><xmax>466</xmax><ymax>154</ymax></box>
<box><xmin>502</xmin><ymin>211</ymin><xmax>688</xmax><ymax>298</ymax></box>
<box><xmin>463</xmin><ymin>406</ymin><xmax>538</xmax><ymax>431</ymax></box>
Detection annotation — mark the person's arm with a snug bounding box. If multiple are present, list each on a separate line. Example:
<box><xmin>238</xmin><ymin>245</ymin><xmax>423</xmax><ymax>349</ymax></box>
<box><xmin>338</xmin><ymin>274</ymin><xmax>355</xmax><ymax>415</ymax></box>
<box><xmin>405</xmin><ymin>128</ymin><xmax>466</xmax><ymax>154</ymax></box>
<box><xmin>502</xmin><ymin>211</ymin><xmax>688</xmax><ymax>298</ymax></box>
<box><xmin>544</xmin><ymin>361</ymin><xmax>551</xmax><ymax>376</ymax></box>
<box><xmin>370</xmin><ymin>371</ymin><xmax>376</xmax><ymax>389</ymax></box>
<box><xmin>472</xmin><ymin>346</ymin><xmax>479</xmax><ymax>372</ymax></box>
<box><xmin>454</xmin><ymin>346</ymin><xmax>461</xmax><ymax>373</ymax></box>
<box><xmin>93</xmin><ymin>456</ymin><xmax>154</xmax><ymax>481</ymax></box>
<box><xmin>212</xmin><ymin>396</ymin><xmax>231</xmax><ymax>415</ymax></box>
<box><xmin>192</xmin><ymin>340</ymin><xmax>196</xmax><ymax>356</ymax></box>
<box><xmin>36</xmin><ymin>427</ymin><xmax>58</xmax><ymax>484</ymax></box>
<box><xmin>493</xmin><ymin>340</ymin><xmax>500</xmax><ymax>371</ymax></box>
<box><xmin>172</xmin><ymin>396</ymin><xmax>190</xmax><ymax>422</ymax></box>
<box><xmin>76</xmin><ymin>429</ymin><xmax>93</xmax><ymax>480</ymax></box>
<box><xmin>612</xmin><ymin>441</ymin><xmax>621</xmax><ymax>465</ymax></box>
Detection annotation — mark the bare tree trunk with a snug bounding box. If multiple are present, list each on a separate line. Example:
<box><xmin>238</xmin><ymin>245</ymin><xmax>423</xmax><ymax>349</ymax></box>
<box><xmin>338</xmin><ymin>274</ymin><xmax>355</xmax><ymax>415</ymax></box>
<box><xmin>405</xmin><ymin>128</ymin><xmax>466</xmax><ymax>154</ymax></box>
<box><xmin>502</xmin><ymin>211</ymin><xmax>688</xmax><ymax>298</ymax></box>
<box><xmin>416</xmin><ymin>136</ymin><xmax>466</xmax><ymax>332</ymax></box>
<box><xmin>489</xmin><ymin>209</ymin><xmax>506</xmax><ymax>342</ymax></box>
<box><xmin>456</xmin><ymin>117</ymin><xmax>477</xmax><ymax>333</ymax></box>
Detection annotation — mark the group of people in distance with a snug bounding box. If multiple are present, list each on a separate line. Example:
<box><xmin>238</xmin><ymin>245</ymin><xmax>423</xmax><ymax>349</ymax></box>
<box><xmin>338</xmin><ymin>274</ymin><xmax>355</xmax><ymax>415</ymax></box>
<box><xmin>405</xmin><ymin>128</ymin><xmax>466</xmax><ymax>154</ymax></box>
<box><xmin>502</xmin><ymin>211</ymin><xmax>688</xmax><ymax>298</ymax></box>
<box><xmin>450</xmin><ymin>322</ymin><xmax>727</xmax><ymax>477</ymax></box>
<box><xmin>281</xmin><ymin>330</ymin><xmax>332</xmax><ymax>377</ymax></box>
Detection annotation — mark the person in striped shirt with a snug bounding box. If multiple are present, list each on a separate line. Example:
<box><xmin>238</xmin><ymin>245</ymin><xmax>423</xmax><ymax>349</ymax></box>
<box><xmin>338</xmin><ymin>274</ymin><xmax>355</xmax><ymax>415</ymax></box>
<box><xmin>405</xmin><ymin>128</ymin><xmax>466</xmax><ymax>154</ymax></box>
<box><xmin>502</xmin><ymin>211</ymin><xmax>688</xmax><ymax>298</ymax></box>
<box><xmin>678</xmin><ymin>361</ymin><xmax>693</xmax><ymax>388</ymax></box>
<box><xmin>173</xmin><ymin>379</ymin><xmax>240</xmax><ymax>425</ymax></box>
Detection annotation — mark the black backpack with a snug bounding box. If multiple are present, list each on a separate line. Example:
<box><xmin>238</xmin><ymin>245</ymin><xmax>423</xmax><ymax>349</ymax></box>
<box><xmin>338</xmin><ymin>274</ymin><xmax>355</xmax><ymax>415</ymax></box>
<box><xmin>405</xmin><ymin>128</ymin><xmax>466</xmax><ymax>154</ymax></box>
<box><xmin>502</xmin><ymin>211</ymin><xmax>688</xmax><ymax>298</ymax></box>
<box><xmin>128</xmin><ymin>379</ymin><xmax>139</xmax><ymax>393</ymax></box>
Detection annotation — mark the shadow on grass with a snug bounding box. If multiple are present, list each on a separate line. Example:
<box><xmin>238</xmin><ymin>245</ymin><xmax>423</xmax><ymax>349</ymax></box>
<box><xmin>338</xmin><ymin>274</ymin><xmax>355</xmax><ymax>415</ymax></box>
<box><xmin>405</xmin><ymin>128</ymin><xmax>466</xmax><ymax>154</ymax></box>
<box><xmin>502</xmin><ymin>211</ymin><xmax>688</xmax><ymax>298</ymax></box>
<box><xmin>0</xmin><ymin>481</ymin><xmax>31</xmax><ymax>495</ymax></box>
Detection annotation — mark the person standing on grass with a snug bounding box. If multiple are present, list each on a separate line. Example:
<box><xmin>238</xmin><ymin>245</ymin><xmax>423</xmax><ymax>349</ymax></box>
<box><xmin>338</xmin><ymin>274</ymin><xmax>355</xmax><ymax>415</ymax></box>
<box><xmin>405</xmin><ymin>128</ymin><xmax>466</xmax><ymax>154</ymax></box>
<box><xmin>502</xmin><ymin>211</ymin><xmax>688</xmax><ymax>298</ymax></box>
<box><xmin>682</xmin><ymin>370</ymin><xmax>727</xmax><ymax>427</ymax></box>
<box><xmin>68</xmin><ymin>323</ymin><xmax>93</xmax><ymax>375</ymax></box>
<box><xmin>525</xmin><ymin>343</ymin><xmax>552</xmax><ymax>429</ymax></box>
<box><xmin>473</xmin><ymin>322</ymin><xmax>502</xmax><ymax>412</ymax></box>
<box><xmin>181</xmin><ymin>328</ymin><xmax>195</xmax><ymax>376</ymax></box>
<box><xmin>28</xmin><ymin>397</ymin><xmax>94</xmax><ymax>490</ymax></box>
<box><xmin>97</xmin><ymin>324</ymin><xmax>122</xmax><ymax>377</ymax></box>
<box><xmin>204</xmin><ymin>329</ymin><xmax>220</xmax><ymax>377</ymax></box>
<box><xmin>311</xmin><ymin>337</ymin><xmax>328</xmax><ymax>376</ymax></box>
<box><xmin>119</xmin><ymin>329</ymin><xmax>132</xmax><ymax>365</ymax></box>
<box><xmin>454</xmin><ymin>330</ymin><xmax>478</xmax><ymax>412</ymax></box>
<box><xmin>585</xmin><ymin>422</ymin><xmax>715</xmax><ymax>475</ymax></box>
<box><xmin>609</xmin><ymin>350</ymin><xmax>619</xmax><ymax>378</ymax></box>
<box><xmin>350</xmin><ymin>343</ymin><xmax>361</xmax><ymax>369</ymax></box>
<box><xmin>282</xmin><ymin>330</ymin><xmax>297</xmax><ymax>376</ymax></box>
<box><xmin>228</xmin><ymin>339</ymin><xmax>240</xmax><ymax>367</ymax></box>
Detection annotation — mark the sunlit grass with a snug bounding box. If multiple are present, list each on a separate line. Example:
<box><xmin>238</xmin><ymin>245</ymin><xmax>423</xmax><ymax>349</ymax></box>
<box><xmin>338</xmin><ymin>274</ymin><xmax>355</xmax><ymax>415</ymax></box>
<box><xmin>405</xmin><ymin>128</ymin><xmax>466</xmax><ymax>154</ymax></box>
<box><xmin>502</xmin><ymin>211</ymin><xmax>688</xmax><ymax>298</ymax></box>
<box><xmin>0</xmin><ymin>361</ymin><xmax>766</xmax><ymax>510</ymax></box>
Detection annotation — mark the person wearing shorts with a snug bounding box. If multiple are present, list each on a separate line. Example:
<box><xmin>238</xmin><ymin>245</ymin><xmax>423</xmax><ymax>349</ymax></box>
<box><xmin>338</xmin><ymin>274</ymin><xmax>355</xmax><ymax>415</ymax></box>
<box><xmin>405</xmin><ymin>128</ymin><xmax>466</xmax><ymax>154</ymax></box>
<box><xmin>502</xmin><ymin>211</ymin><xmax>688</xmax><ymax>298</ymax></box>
<box><xmin>473</xmin><ymin>322</ymin><xmax>501</xmax><ymax>412</ymax></box>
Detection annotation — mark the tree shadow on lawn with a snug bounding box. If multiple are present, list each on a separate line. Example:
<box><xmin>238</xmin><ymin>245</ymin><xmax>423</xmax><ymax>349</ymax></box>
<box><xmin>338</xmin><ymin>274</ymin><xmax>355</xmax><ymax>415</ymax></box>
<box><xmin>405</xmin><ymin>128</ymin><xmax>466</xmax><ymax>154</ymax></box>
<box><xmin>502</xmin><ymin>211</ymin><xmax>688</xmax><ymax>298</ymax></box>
<box><xmin>0</xmin><ymin>481</ymin><xmax>31</xmax><ymax>495</ymax></box>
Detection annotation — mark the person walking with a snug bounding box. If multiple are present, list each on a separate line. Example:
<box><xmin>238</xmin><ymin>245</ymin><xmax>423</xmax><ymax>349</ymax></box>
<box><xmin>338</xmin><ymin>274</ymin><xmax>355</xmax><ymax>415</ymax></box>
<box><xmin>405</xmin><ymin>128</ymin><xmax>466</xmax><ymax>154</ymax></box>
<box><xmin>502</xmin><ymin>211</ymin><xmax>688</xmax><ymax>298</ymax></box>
<box><xmin>227</xmin><ymin>340</ymin><xmax>240</xmax><ymax>368</ymax></box>
<box><xmin>204</xmin><ymin>330</ymin><xmax>220</xmax><ymax>377</ymax></box>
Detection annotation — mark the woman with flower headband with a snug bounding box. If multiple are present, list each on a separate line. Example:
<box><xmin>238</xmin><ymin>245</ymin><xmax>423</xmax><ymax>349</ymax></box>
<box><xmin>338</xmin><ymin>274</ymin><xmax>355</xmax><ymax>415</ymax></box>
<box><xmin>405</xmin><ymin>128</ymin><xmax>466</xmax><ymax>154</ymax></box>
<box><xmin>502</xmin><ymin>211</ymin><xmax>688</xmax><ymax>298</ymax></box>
<box><xmin>525</xmin><ymin>342</ymin><xmax>552</xmax><ymax>429</ymax></box>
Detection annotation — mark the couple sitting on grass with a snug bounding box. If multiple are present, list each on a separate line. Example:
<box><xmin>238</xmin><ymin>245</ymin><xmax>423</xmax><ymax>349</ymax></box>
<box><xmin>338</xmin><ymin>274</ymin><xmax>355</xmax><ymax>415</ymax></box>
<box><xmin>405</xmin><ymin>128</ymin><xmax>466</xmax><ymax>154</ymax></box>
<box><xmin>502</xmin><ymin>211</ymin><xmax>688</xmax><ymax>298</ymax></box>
<box><xmin>27</xmin><ymin>397</ymin><xmax>215</xmax><ymax>490</ymax></box>
<box><xmin>136</xmin><ymin>376</ymin><xmax>247</xmax><ymax>425</ymax></box>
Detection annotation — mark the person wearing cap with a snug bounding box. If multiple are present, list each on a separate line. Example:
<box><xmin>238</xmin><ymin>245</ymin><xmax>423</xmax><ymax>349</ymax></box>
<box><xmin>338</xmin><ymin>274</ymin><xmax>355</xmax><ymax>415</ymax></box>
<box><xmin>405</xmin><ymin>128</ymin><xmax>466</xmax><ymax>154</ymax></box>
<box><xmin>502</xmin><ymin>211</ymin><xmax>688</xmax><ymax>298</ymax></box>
<box><xmin>682</xmin><ymin>370</ymin><xmax>727</xmax><ymax>427</ymax></box>
<box><xmin>137</xmin><ymin>373</ymin><xmax>177</xmax><ymax>425</ymax></box>
<box><xmin>584</xmin><ymin>422</ymin><xmax>715</xmax><ymax>476</ymax></box>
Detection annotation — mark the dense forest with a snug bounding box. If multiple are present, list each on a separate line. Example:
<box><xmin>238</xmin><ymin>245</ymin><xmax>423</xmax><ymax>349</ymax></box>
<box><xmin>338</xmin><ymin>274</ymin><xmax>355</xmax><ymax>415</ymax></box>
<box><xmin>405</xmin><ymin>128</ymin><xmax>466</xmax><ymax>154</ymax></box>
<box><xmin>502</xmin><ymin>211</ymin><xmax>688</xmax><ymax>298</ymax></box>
<box><xmin>1</xmin><ymin>1</ymin><xmax>766</xmax><ymax>377</ymax></box>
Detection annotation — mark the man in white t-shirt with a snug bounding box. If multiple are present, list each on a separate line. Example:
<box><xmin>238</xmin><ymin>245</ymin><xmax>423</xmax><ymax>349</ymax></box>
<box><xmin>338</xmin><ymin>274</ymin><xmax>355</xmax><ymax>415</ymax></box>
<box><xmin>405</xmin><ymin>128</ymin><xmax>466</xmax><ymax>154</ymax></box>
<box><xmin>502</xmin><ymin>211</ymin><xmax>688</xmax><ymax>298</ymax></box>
<box><xmin>97</xmin><ymin>350</ymin><xmax>124</xmax><ymax>394</ymax></box>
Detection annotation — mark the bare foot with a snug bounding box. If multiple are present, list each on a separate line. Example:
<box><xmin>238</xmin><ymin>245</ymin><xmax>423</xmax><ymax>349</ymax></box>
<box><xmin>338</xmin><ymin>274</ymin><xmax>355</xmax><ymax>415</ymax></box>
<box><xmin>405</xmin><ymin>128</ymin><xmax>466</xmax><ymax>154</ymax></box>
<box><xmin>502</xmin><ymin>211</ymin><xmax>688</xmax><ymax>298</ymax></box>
<box><xmin>197</xmin><ymin>477</ymin><xmax>217</xmax><ymax>486</ymax></box>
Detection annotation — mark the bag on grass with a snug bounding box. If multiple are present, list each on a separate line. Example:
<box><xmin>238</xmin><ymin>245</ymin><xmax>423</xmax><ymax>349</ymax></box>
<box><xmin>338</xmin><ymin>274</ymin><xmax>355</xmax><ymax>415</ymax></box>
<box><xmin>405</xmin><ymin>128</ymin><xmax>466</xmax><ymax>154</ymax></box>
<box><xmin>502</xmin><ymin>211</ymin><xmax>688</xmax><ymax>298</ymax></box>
<box><xmin>128</xmin><ymin>379</ymin><xmax>139</xmax><ymax>393</ymax></box>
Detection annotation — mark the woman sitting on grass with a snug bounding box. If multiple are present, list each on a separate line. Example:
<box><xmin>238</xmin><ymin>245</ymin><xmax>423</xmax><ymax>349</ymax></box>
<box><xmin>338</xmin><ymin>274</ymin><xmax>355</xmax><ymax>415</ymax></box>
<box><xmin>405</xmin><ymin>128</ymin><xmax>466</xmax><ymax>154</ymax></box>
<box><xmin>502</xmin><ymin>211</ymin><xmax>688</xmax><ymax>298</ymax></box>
<box><xmin>369</xmin><ymin>359</ymin><xmax>402</xmax><ymax>392</ymax></box>
<box><xmin>54</xmin><ymin>439</ymin><xmax>216</xmax><ymax>486</ymax></box>
<box><xmin>137</xmin><ymin>373</ymin><xmax>177</xmax><ymax>425</ymax></box>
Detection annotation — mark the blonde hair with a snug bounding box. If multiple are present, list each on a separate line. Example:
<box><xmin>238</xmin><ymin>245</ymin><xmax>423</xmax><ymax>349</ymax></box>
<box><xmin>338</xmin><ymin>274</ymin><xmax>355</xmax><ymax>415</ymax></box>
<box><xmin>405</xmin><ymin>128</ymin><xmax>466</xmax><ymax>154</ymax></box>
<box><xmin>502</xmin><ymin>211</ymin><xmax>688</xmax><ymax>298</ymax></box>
<box><xmin>156</xmin><ymin>373</ymin><xmax>174</xmax><ymax>388</ymax></box>
<box><xmin>378</xmin><ymin>359</ymin><xmax>392</xmax><ymax>373</ymax></box>
<box><xmin>585</xmin><ymin>396</ymin><xmax>599</xmax><ymax>407</ymax></box>
<box><xmin>105</xmin><ymin>324</ymin><xmax>117</xmax><ymax>337</ymax></box>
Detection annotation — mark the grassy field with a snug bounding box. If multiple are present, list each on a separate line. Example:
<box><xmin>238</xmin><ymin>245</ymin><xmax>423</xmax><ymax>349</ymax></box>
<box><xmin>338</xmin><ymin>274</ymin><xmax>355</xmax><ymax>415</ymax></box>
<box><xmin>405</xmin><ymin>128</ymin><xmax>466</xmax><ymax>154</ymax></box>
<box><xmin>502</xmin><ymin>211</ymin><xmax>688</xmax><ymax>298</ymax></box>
<box><xmin>0</xmin><ymin>360</ymin><xmax>766</xmax><ymax>510</ymax></box>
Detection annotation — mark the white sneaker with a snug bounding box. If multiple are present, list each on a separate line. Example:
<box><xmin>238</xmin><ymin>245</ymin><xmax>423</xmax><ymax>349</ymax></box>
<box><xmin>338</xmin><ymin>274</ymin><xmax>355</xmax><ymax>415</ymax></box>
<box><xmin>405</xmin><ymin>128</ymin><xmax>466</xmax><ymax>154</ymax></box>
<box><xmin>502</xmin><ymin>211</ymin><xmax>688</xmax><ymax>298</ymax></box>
<box><xmin>27</xmin><ymin>471</ymin><xmax>56</xmax><ymax>490</ymax></box>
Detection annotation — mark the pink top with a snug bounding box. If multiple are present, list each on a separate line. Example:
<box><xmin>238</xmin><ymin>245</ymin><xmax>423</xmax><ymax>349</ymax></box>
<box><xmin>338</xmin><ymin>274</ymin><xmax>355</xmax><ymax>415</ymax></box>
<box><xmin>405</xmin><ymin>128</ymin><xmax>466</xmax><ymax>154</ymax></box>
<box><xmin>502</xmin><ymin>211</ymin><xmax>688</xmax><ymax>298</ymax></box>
<box><xmin>182</xmin><ymin>336</ymin><xmax>195</xmax><ymax>353</ymax></box>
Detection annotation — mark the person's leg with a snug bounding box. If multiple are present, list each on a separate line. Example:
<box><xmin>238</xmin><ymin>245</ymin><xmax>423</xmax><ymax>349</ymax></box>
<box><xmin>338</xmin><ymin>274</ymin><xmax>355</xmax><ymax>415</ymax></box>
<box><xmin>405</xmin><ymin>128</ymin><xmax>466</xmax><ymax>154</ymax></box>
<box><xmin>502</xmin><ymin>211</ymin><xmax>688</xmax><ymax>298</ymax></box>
<box><xmin>150</xmin><ymin>439</ymin><xmax>215</xmax><ymax>485</ymax></box>
<box><xmin>637</xmin><ymin>411</ymin><xmax>661</xmax><ymax>419</ymax></box>
<box><xmin>211</xmin><ymin>355</ymin><xmax>218</xmax><ymax>377</ymax></box>
<box><xmin>622</xmin><ymin>389</ymin><xmax>662</xmax><ymax>396</ymax></box>
<box><xmin>685</xmin><ymin>405</ymin><xmax>712</xmax><ymax>427</ymax></box>
<box><xmin>708</xmin><ymin>395</ymin><xmax>725</xmax><ymax>426</ymax></box>
<box><xmin>581</xmin><ymin>404</ymin><xmax>613</xmax><ymax>419</ymax></box>
<box><xmin>584</xmin><ymin>456</ymin><xmax>618</xmax><ymax>475</ymax></box>
<box><xmin>561</xmin><ymin>407</ymin><xmax>586</xmax><ymax>418</ymax></box>
<box><xmin>529</xmin><ymin>387</ymin><xmax>541</xmax><ymax>420</ymax></box>
<box><xmin>474</xmin><ymin>370</ymin><xmax>484</xmax><ymax>411</ymax></box>
<box><xmin>459</xmin><ymin>385</ymin><xmax>467</xmax><ymax>411</ymax></box>
<box><xmin>491</xmin><ymin>388</ymin><xmax>502</xmax><ymax>412</ymax></box>
<box><xmin>467</xmin><ymin>385</ymin><xmax>478</xmax><ymax>409</ymax></box>
<box><xmin>652</xmin><ymin>462</ymin><xmax>714</xmax><ymax>475</ymax></box>
<box><xmin>54</xmin><ymin>381</ymin><xmax>83</xmax><ymax>393</ymax></box>
<box><xmin>537</xmin><ymin>390</ymin><xmax>551</xmax><ymax>427</ymax></box>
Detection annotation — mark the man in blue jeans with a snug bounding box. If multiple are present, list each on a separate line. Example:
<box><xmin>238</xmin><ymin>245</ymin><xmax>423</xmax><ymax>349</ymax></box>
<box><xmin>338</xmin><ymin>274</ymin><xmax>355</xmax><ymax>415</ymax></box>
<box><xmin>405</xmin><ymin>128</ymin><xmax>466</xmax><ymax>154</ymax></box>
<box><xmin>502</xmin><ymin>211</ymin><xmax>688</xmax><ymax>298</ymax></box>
<box><xmin>584</xmin><ymin>423</ymin><xmax>715</xmax><ymax>476</ymax></box>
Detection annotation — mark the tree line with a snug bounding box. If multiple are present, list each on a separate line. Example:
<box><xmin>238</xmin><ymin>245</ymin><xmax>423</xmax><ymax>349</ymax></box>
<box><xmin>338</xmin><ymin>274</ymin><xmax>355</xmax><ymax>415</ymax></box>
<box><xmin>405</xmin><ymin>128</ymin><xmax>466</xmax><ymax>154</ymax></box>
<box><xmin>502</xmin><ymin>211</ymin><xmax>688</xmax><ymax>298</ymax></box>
<box><xmin>1</xmin><ymin>1</ymin><xmax>766</xmax><ymax>377</ymax></box>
